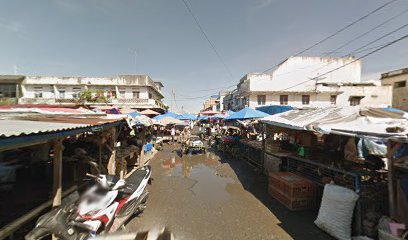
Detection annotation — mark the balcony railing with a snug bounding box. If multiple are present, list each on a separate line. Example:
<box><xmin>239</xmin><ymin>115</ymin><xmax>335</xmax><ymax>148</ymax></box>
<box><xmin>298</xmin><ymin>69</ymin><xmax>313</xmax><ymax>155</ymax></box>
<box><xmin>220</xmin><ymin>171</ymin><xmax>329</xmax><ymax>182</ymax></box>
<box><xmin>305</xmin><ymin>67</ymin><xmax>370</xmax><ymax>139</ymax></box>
<box><xmin>19</xmin><ymin>98</ymin><xmax>56</xmax><ymax>104</ymax></box>
<box><xmin>0</xmin><ymin>98</ymin><xmax>18</xmax><ymax>105</ymax></box>
<box><xmin>18</xmin><ymin>98</ymin><xmax>167</xmax><ymax>109</ymax></box>
<box><xmin>55</xmin><ymin>98</ymin><xmax>77</xmax><ymax>103</ymax></box>
<box><xmin>116</xmin><ymin>98</ymin><xmax>149</xmax><ymax>104</ymax></box>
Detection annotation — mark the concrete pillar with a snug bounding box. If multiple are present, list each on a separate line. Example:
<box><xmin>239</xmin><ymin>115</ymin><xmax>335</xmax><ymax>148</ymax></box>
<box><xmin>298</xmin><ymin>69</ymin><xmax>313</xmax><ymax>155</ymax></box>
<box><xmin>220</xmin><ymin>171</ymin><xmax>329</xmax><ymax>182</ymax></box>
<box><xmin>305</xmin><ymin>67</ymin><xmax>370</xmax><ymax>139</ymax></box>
<box><xmin>53</xmin><ymin>85</ymin><xmax>59</xmax><ymax>99</ymax></box>
<box><xmin>107</xmin><ymin>127</ymin><xmax>117</xmax><ymax>175</ymax></box>
<box><xmin>52</xmin><ymin>139</ymin><xmax>63</xmax><ymax>207</ymax></box>
<box><xmin>115</xmin><ymin>86</ymin><xmax>120</xmax><ymax>99</ymax></box>
<box><xmin>20</xmin><ymin>84</ymin><xmax>26</xmax><ymax>97</ymax></box>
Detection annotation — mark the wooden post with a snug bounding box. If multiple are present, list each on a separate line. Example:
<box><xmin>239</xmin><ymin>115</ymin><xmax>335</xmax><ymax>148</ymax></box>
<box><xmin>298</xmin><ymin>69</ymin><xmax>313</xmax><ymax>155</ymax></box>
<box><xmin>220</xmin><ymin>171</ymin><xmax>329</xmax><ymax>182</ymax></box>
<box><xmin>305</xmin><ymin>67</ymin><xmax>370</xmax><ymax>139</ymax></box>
<box><xmin>387</xmin><ymin>141</ymin><xmax>400</xmax><ymax>218</ymax></box>
<box><xmin>107</xmin><ymin>127</ymin><xmax>117</xmax><ymax>175</ymax></box>
<box><xmin>139</xmin><ymin>126</ymin><xmax>147</xmax><ymax>167</ymax></box>
<box><xmin>261</xmin><ymin>123</ymin><xmax>266</xmax><ymax>172</ymax></box>
<box><xmin>98</xmin><ymin>139</ymin><xmax>103</xmax><ymax>173</ymax></box>
<box><xmin>52</xmin><ymin>138</ymin><xmax>63</xmax><ymax>207</ymax></box>
<box><xmin>119</xmin><ymin>156</ymin><xmax>125</xmax><ymax>179</ymax></box>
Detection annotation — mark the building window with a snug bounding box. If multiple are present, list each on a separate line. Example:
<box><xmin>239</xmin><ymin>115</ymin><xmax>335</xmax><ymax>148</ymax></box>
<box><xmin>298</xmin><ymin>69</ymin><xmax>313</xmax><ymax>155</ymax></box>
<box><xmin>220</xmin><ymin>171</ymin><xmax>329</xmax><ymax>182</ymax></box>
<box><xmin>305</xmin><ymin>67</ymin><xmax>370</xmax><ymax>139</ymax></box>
<box><xmin>148</xmin><ymin>92</ymin><xmax>153</xmax><ymax>99</ymax></box>
<box><xmin>302</xmin><ymin>95</ymin><xmax>310</xmax><ymax>105</ymax></box>
<box><xmin>280</xmin><ymin>95</ymin><xmax>288</xmax><ymax>105</ymax></box>
<box><xmin>59</xmin><ymin>90</ymin><xmax>65</xmax><ymax>98</ymax></box>
<box><xmin>0</xmin><ymin>84</ymin><xmax>16</xmax><ymax>98</ymax></box>
<box><xmin>330</xmin><ymin>95</ymin><xmax>337</xmax><ymax>105</ymax></box>
<box><xmin>119</xmin><ymin>89</ymin><xmax>126</xmax><ymax>98</ymax></box>
<box><xmin>71</xmin><ymin>87</ymin><xmax>81</xmax><ymax>98</ymax></box>
<box><xmin>257</xmin><ymin>95</ymin><xmax>266</xmax><ymax>105</ymax></box>
<box><xmin>34</xmin><ymin>87</ymin><xmax>43</xmax><ymax>98</ymax></box>
<box><xmin>394</xmin><ymin>80</ymin><xmax>406</xmax><ymax>88</ymax></box>
<box><xmin>132</xmin><ymin>91</ymin><xmax>140</xmax><ymax>98</ymax></box>
<box><xmin>350</xmin><ymin>96</ymin><xmax>363</xmax><ymax>106</ymax></box>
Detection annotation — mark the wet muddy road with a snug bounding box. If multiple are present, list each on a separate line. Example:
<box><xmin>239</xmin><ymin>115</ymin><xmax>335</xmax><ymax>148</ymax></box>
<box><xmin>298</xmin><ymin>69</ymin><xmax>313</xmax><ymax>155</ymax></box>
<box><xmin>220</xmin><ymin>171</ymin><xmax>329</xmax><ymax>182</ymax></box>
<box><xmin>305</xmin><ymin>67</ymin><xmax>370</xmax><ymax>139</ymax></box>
<box><xmin>128</xmin><ymin>144</ymin><xmax>331</xmax><ymax>240</ymax></box>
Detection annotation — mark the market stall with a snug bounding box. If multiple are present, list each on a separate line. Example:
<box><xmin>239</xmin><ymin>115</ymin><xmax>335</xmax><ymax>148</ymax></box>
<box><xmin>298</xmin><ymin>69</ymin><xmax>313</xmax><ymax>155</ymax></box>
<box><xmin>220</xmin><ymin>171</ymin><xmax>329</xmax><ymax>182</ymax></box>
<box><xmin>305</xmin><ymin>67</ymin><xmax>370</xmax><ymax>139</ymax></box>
<box><xmin>223</xmin><ymin>107</ymin><xmax>270</xmax><ymax>167</ymax></box>
<box><xmin>0</xmin><ymin>111</ymin><xmax>128</xmax><ymax>238</ymax></box>
<box><xmin>260</xmin><ymin>106</ymin><xmax>408</xmax><ymax>237</ymax></box>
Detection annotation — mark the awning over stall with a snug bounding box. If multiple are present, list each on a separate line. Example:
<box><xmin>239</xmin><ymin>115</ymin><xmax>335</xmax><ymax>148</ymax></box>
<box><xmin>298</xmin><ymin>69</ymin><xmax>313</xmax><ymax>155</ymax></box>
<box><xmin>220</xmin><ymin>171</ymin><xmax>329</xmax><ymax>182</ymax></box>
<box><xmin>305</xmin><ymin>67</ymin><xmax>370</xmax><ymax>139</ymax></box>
<box><xmin>159</xmin><ymin>116</ymin><xmax>183</xmax><ymax>125</ymax></box>
<box><xmin>140</xmin><ymin>109</ymin><xmax>160</xmax><ymax>116</ymax></box>
<box><xmin>153</xmin><ymin>112</ymin><xmax>179</xmax><ymax>120</ymax></box>
<box><xmin>256</xmin><ymin>105</ymin><xmax>293</xmax><ymax>115</ymax></box>
<box><xmin>176</xmin><ymin>114</ymin><xmax>196</xmax><ymax>120</ymax></box>
<box><xmin>225</xmin><ymin>107</ymin><xmax>270</xmax><ymax>121</ymax></box>
<box><xmin>260</xmin><ymin>107</ymin><xmax>408</xmax><ymax>141</ymax></box>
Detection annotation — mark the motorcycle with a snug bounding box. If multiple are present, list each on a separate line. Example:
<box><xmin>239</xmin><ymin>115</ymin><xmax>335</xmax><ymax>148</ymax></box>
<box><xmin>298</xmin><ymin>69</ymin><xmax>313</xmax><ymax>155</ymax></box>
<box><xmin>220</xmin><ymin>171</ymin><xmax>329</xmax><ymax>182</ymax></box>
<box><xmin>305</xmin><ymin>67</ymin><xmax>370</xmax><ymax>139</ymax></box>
<box><xmin>25</xmin><ymin>165</ymin><xmax>152</xmax><ymax>240</ymax></box>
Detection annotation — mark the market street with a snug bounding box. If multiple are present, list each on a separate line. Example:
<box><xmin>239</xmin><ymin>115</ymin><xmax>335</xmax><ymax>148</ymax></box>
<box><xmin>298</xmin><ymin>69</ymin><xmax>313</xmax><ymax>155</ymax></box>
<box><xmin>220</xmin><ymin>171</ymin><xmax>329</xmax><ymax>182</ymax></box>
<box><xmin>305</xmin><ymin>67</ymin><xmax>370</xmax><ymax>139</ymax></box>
<box><xmin>127</xmin><ymin>144</ymin><xmax>331</xmax><ymax>240</ymax></box>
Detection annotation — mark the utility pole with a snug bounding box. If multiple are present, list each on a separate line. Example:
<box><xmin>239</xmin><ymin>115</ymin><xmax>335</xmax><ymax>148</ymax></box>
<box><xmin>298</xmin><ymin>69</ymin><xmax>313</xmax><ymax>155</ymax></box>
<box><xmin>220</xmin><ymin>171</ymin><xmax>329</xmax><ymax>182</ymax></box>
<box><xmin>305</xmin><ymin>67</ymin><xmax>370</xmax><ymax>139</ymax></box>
<box><xmin>172</xmin><ymin>88</ymin><xmax>179</xmax><ymax>112</ymax></box>
<box><xmin>171</xmin><ymin>88</ymin><xmax>174</xmax><ymax>112</ymax></box>
<box><xmin>128</xmin><ymin>48</ymin><xmax>137</xmax><ymax>73</ymax></box>
<box><xmin>13</xmin><ymin>64</ymin><xmax>18</xmax><ymax>75</ymax></box>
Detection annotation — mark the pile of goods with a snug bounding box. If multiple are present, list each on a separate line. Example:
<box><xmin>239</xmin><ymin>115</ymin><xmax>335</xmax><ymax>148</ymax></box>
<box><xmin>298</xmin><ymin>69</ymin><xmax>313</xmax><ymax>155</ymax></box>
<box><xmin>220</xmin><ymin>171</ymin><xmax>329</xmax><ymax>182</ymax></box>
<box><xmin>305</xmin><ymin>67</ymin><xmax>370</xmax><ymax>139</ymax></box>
<box><xmin>268</xmin><ymin>172</ymin><xmax>317</xmax><ymax>211</ymax></box>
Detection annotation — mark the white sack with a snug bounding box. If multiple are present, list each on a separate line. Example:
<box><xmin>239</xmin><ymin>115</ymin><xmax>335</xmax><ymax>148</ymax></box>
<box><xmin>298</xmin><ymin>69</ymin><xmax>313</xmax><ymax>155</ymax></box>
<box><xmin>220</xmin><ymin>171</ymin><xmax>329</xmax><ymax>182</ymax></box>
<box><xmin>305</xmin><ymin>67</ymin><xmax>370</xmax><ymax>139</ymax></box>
<box><xmin>315</xmin><ymin>184</ymin><xmax>359</xmax><ymax>240</ymax></box>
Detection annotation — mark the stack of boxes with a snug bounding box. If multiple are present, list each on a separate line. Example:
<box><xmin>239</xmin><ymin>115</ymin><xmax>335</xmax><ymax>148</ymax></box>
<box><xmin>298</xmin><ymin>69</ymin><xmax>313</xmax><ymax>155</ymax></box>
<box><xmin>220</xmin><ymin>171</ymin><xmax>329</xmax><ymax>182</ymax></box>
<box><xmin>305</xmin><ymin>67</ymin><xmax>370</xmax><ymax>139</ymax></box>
<box><xmin>268</xmin><ymin>172</ymin><xmax>317</xmax><ymax>211</ymax></box>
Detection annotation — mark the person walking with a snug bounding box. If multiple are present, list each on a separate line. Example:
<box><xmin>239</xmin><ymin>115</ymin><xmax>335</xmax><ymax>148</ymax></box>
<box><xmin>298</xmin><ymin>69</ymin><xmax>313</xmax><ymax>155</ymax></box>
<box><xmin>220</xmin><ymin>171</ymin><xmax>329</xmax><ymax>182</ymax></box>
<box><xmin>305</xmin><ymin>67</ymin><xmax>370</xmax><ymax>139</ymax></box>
<box><xmin>171</xmin><ymin>125</ymin><xmax>176</xmax><ymax>144</ymax></box>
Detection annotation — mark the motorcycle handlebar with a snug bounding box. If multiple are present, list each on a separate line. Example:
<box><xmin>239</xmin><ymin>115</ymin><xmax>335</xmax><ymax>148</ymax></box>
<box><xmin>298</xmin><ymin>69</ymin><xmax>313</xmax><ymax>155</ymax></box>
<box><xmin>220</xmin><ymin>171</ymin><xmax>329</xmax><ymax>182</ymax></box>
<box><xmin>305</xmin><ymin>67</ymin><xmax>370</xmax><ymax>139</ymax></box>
<box><xmin>85</xmin><ymin>173</ymin><xmax>98</xmax><ymax>179</ymax></box>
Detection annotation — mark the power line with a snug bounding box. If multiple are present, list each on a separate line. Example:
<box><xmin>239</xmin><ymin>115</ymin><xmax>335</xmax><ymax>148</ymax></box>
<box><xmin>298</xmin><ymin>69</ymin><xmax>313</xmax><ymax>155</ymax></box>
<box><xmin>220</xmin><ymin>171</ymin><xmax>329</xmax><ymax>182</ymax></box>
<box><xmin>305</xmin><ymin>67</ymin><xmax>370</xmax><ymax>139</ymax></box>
<box><xmin>352</xmin><ymin>43</ymin><xmax>387</xmax><ymax>54</ymax></box>
<box><xmin>177</xmin><ymin>93</ymin><xmax>212</xmax><ymax>99</ymax></box>
<box><xmin>278</xmin><ymin>32</ymin><xmax>408</xmax><ymax>92</ymax></box>
<box><xmin>347</xmin><ymin>23</ymin><xmax>408</xmax><ymax>56</ymax></box>
<box><xmin>319</xmin><ymin>33</ymin><xmax>408</xmax><ymax>78</ymax></box>
<box><xmin>262</xmin><ymin>0</ymin><xmax>399</xmax><ymax>73</ymax></box>
<box><xmin>189</xmin><ymin>83</ymin><xmax>237</xmax><ymax>92</ymax></box>
<box><xmin>260</xmin><ymin>17</ymin><xmax>407</xmax><ymax>79</ymax></box>
<box><xmin>311</xmin><ymin>23</ymin><xmax>408</xmax><ymax>74</ymax></box>
<box><xmin>181</xmin><ymin>0</ymin><xmax>233</xmax><ymax>79</ymax></box>
<box><xmin>324</xmin><ymin>7</ymin><xmax>408</xmax><ymax>56</ymax></box>
<box><xmin>172</xmin><ymin>88</ymin><xmax>180</xmax><ymax>112</ymax></box>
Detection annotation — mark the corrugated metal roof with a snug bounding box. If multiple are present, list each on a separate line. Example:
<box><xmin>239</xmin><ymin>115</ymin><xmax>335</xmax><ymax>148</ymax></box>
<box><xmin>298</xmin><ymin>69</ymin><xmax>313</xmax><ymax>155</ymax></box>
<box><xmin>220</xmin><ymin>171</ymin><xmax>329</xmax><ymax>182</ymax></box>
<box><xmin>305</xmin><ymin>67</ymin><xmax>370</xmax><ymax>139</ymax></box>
<box><xmin>260</xmin><ymin>107</ymin><xmax>408</xmax><ymax>141</ymax></box>
<box><xmin>0</xmin><ymin>120</ymin><xmax>88</xmax><ymax>138</ymax></box>
<box><xmin>0</xmin><ymin>116</ymin><xmax>126</xmax><ymax>138</ymax></box>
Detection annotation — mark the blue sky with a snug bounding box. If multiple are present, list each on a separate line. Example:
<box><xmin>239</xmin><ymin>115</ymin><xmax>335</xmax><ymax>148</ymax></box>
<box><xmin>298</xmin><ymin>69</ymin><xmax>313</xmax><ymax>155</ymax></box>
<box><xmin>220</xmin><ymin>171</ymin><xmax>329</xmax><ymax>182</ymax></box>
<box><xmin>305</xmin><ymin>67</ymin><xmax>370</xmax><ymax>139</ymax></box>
<box><xmin>1</xmin><ymin>0</ymin><xmax>407</xmax><ymax>112</ymax></box>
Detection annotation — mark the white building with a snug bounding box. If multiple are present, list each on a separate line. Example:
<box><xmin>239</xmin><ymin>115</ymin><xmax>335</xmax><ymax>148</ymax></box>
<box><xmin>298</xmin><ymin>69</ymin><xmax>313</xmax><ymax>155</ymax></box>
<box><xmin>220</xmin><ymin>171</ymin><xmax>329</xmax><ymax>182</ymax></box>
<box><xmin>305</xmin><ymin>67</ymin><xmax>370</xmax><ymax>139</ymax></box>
<box><xmin>216</xmin><ymin>91</ymin><xmax>230</xmax><ymax>111</ymax></box>
<box><xmin>0</xmin><ymin>75</ymin><xmax>166</xmax><ymax>111</ymax></box>
<box><xmin>380</xmin><ymin>67</ymin><xmax>408</xmax><ymax>111</ymax></box>
<box><xmin>227</xmin><ymin>56</ymin><xmax>391</xmax><ymax>110</ymax></box>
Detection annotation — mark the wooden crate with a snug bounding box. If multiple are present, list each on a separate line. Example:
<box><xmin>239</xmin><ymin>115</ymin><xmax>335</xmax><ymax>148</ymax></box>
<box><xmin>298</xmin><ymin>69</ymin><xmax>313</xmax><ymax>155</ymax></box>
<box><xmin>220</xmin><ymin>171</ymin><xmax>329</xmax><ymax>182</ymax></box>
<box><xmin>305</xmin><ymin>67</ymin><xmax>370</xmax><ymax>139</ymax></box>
<box><xmin>265</xmin><ymin>143</ymin><xmax>281</xmax><ymax>154</ymax></box>
<box><xmin>268</xmin><ymin>186</ymin><xmax>314</xmax><ymax>211</ymax></box>
<box><xmin>268</xmin><ymin>172</ymin><xmax>316</xmax><ymax>198</ymax></box>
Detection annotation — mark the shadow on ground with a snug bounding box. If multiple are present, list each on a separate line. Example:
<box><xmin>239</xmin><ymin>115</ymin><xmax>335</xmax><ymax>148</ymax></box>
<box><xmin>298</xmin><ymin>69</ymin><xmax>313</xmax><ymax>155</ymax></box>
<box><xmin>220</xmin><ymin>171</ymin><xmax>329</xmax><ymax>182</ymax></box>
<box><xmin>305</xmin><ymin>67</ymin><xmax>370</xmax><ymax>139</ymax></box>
<box><xmin>215</xmin><ymin>149</ymin><xmax>332</xmax><ymax>240</ymax></box>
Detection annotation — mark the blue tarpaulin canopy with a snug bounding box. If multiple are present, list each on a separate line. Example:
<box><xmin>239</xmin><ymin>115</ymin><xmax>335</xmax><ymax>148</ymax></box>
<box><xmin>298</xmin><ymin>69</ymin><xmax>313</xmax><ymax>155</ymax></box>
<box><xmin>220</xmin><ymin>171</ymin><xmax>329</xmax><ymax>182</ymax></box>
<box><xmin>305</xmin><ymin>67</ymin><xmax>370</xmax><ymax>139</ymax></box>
<box><xmin>176</xmin><ymin>113</ymin><xmax>196</xmax><ymax>120</ymax></box>
<box><xmin>127</xmin><ymin>111</ymin><xmax>141</xmax><ymax>118</ymax></box>
<box><xmin>256</xmin><ymin>105</ymin><xmax>293</xmax><ymax>115</ymax></box>
<box><xmin>153</xmin><ymin>112</ymin><xmax>179</xmax><ymax>120</ymax></box>
<box><xmin>225</xmin><ymin>107</ymin><xmax>270</xmax><ymax>121</ymax></box>
<box><xmin>383</xmin><ymin>107</ymin><xmax>407</xmax><ymax>114</ymax></box>
<box><xmin>212</xmin><ymin>113</ymin><xmax>226</xmax><ymax>119</ymax></box>
<box><xmin>226</xmin><ymin>110</ymin><xmax>235</xmax><ymax>115</ymax></box>
<box><xmin>197</xmin><ymin>116</ymin><xmax>209</xmax><ymax>121</ymax></box>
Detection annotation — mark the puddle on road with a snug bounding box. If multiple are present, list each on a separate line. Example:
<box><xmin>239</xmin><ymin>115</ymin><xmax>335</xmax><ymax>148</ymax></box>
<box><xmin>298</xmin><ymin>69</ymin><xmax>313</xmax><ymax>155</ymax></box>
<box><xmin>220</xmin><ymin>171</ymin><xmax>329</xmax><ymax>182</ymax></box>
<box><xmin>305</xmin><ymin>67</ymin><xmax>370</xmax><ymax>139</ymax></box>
<box><xmin>188</xmin><ymin>164</ymin><xmax>234</xmax><ymax>202</ymax></box>
<box><xmin>162</xmin><ymin>153</ymin><xmax>235</xmax><ymax>203</ymax></box>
